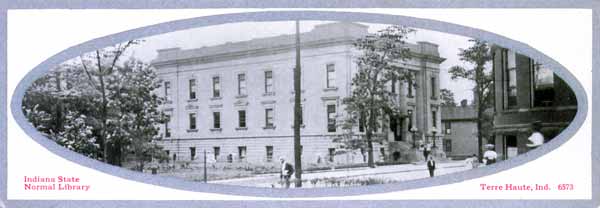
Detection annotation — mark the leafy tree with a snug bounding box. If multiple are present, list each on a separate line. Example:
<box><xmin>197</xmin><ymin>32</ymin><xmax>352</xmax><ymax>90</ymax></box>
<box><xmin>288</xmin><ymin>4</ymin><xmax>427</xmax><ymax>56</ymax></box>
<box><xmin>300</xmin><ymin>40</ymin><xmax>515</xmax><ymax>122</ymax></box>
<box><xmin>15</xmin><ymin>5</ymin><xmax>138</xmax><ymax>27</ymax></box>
<box><xmin>22</xmin><ymin>40</ymin><xmax>170</xmax><ymax>169</ymax></box>
<box><xmin>341</xmin><ymin>25</ymin><xmax>415</xmax><ymax>168</ymax></box>
<box><xmin>448</xmin><ymin>39</ymin><xmax>493</xmax><ymax>160</ymax></box>
<box><xmin>440</xmin><ymin>88</ymin><xmax>457</xmax><ymax>107</ymax></box>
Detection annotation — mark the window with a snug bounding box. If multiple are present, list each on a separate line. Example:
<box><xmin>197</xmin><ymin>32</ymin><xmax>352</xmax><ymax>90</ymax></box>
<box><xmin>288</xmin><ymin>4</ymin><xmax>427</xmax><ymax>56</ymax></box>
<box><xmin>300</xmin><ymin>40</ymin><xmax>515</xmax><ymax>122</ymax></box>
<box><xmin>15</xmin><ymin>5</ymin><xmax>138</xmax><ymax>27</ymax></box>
<box><xmin>213</xmin><ymin>147</ymin><xmax>220</xmax><ymax>161</ymax></box>
<box><xmin>444</xmin><ymin>121</ymin><xmax>451</xmax><ymax>134</ymax></box>
<box><xmin>212</xmin><ymin>76</ymin><xmax>220</xmax><ymax>98</ymax></box>
<box><xmin>189</xmin><ymin>113</ymin><xmax>197</xmax><ymax>130</ymax></box>
<box><xmin>380</xmin><ymin>147</ymin><xmax>386</xmax><ymax>160</ymax></box>
<box><xmin>532</xmin><ymin>62</ymin><xmax>554</xmax><ymax>107</ymax></box>
<box><xmin>265</xmin><ymin>108</ymin><xmax>274</xmax><ymax>128</ymax></box>
<box><xmin>431</xmin><ymin>108</ymin><xmax>437</xmax><ymax>128</ymax></box>
<box><xmin>238</xmin><ymin>73</ymin><xmax>247</xmax><ymax>96</ymax></box>
<box><xmin>326</xmin><ymin>64</ymin><xmax>336</xmax><ymax>88</ymax></box>
<box><xmin>358</xmin><ymin>112</ymin><xmax>366</xmax><ymax>132</ymax></box>
<box><xmin>443</xmin><ymin>139</ymin><xmax>452</xmax><ymax>153</ymax></box>
<box><xmin>189</xmin><ymin>147</ymin><xmax>196</xmax><ymax>161</ymax></box>
<box><xmin>505</xmin><ymin>50</ymin><xmax>518</xmax><ymax>108</ymax></box>
<box><xmin>328</xmin><ymin>148</ymin><xmax>336</xmax><ymax>162</ymax></box>
<box><xmin>266</xmin><ymin>146</ymin><xmax>274</xmax><ymax>162</ymax></box>
<box><xmin>164</xmin><ymin>81</ymin><xmax>171</xmax><ymax>100</ymax></box>
<box><xmin>238</xmin><ymin>146</ymin><xmax>247</xmax><ymax>160</ymax></box>
<box><xmin>238</xmin><ymin>110</ymin><xmax>246</xmax><ymax>128</ymax></box>
<box><xmin>164</xmin><ymin>121</ymin><xmax>171</xmax><ymax>138</ymax></box>
<box><xmin>430</xmin><ymin>76</ymin><xmax>437</xmax><ymax>99</ymax></box>
<box><xmin>264</xmin><ymin>71</ymin><xmax>273</xmax><ymax>94</ymax></box>
<box><xmin>407</xmin><ymin>73</ymin><xmax>414</xmax><ymax>97</ymax></box>
<box><xmin>327</xmin><ymin>104</ymin><xmax>337</xmax><ymax>132</ymax></box>
<box><xmin>391</xmin><ymin>78</ymin><xmax>397</xmax><ymax>94</ymax></box>
<box><xmin>407</xmin><ymin>110</ymin><xmax>413</xmax><ymax>129</ymax></box>
<box><xmin>188</xmin><ymin>79</ymin><xmax>196</xmax><ymax>99</ymax></box>
<box><xmin>213</xmin><ymin>112</ymin><xmax>221</xmax><ymax>129</ymax></box>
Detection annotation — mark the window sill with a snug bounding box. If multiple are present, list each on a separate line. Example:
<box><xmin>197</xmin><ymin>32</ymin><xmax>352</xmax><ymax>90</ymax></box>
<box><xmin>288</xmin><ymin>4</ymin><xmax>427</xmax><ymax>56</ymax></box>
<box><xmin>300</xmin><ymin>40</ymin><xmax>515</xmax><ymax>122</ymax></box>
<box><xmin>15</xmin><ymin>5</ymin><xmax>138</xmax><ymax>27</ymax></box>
<box><xmin>211</xmin><ymin>97</ymin><xmax>222</xmax><ymax>101</ymax></box>
<box><xmin>210</xmin><ymin>128</ymin><xmax>222</xmax><ymax>132</ymax></box>
<box><xmin>323</xmin><ymin>87</ymin><xmax>338</xmax><ymax>92</ymax></box>
<box><xmin>236</xmin><ymin>127</ymin><xmax>248</xmax><ymax>131</ymax></box>
<box><xmin>236</xmin><ymin>95</ymin><xmax>248</xmax><ymax>99</ymax></box>
<box><xmin>407</xmin><ymin>95</ymin><xmax>414</xmax><ymax>99</ymax></box>
<box><xmin>165</xmin><ymin>100</ymin><xmax>173</xmax><ymax>104</ymax></box>
<box><xmin>263</xmin><ymin>126</ymin><xmax>276</xmax><ymax>130</ymax></box>
<box><xmin>187</xmin><ymin>129</ymin><xmax>198</xmax><ymax>133</ymax></box>
<box><xmin>187</xmin><ymin>99</ymin><xmax>198</xmax><ymax>102</ymax></box>
<box><xmin>263</xmin><ymin>92</ymin><xmax>276</xmax><ymax>96</ymax></box>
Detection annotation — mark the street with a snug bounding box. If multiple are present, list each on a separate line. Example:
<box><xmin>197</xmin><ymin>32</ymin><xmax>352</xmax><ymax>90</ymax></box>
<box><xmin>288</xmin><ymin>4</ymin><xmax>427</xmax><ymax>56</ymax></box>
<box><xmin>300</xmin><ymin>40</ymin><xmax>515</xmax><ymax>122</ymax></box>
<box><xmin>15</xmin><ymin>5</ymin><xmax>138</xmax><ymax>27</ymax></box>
<box><xmin>211</xmin><ymin>161</ymin><xmax>469</xmax><ymax>188</ymax></box>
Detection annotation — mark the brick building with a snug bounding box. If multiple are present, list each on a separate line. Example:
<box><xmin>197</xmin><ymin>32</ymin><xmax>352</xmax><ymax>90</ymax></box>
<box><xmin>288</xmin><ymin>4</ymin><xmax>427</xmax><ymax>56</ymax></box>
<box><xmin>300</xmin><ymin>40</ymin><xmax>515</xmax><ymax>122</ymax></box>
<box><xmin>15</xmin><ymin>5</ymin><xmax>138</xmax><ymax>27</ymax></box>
<box><xmin>441</xmin><ymin>100</ymin><xmax>478</xmax><ymax>159</ymax></box>
<box><xmin>491</xmin><ymin>46</ymin><xmax>577</xmax><ymax>160</ymax></box>
<box><xmin>151</xmin><ymin>22</ymin><xmax>445</xmax><ymax>165</ymax></box>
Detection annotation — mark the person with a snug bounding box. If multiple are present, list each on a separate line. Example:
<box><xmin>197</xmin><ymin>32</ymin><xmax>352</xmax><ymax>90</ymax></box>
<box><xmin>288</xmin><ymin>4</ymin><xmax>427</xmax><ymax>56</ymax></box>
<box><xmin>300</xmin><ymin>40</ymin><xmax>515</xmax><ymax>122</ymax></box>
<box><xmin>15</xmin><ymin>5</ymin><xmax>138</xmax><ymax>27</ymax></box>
<box><xmin>423</xmin><ymin>143</ymin><xmax>431</xmax><ymax>160</ymax></box>
<box><xmin>279</xmin><ymin>157</ymin><xmax>294</xmax><ymax>188</ymax></box>
<box><xmin>464</xmin><ymin>154</ymin><xmax>478</xmax><ymax>169</ymax></box>
<box><xmin>426</xmin><ymin>155</ymin><xmax>436</xmax><ymax>178</ymax></box>
<box><xmin>526</xmin><ymin>121</ymin><xmax>544</xmax><ymax>150</ymax></box>
<box><xmin>482</xmin><ymin>144</ymin><xmax>498</xmax><ymax>166</ymax></box>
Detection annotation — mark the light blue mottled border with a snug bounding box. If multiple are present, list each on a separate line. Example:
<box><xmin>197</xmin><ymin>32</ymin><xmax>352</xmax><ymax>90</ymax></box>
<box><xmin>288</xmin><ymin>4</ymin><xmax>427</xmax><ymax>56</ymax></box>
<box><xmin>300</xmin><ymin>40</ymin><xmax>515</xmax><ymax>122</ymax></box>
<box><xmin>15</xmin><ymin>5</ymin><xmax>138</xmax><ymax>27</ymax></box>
<box><xmin>1</xmin><ymin>4</ymin><xmax>598</xmax><ymax>208</ymax></box>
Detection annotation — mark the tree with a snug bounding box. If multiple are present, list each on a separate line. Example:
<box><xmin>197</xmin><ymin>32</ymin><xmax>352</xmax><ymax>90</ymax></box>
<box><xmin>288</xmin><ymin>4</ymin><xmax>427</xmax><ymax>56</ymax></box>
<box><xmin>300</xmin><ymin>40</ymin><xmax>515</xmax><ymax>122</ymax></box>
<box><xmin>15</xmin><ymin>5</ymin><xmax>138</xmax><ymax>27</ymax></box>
<box><xmin>448</xmin><ymin>39</ymin><xmax>493</xmax><ymax>161</ymax></box>
<box><xmin>440</xmin><ymin>88</ymin><xmax>457</xmax><ymax>107</ymax></box>
<box><xmin>22</xmin><ymin>40</ymin><xmax>170</xmax><ymax>169</ymax></box>
<box><xmin>342</xmin><ymin>25</ymin><xmax>415</xmax><ymax>168</ymax></box>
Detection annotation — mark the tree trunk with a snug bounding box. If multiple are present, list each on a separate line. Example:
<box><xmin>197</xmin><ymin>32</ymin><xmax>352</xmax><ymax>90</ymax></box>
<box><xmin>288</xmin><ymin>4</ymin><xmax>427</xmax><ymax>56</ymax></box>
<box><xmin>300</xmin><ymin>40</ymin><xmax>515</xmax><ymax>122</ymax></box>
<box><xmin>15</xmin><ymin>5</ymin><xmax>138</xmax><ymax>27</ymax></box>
<box><xmin>293</xmin><ymin>20</ymin><xmax>303</xmax><ymax>187</ymax></box>
<box><xmin>476</xmin><ymin>67</ymin><xmax>484</xmax><ymax>162</ymax></box>
<box><xmin>366</xmin><ymin>108</ymin><xmax>376</xmax><ymax>168</ymax></box>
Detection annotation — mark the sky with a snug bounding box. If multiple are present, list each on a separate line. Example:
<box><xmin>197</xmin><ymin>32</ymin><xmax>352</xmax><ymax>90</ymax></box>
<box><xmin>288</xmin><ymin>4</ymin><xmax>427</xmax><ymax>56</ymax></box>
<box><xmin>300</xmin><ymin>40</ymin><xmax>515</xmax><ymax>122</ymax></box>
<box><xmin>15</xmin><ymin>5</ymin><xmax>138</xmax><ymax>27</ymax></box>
<box><xmin>128</xmin><ymin>21</ymin><xmax>478</xmax><ymax>103</ymax></box>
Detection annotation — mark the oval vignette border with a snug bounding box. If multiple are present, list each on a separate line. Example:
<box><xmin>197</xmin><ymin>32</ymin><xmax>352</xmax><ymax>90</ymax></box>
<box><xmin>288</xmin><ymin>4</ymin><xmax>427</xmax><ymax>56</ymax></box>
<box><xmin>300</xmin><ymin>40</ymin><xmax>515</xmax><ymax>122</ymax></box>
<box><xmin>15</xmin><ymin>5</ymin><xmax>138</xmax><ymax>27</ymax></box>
<box><xmin>9</xmin><ymin>11</ymin><xmax>588</xmax><ymax>198</ymax></box>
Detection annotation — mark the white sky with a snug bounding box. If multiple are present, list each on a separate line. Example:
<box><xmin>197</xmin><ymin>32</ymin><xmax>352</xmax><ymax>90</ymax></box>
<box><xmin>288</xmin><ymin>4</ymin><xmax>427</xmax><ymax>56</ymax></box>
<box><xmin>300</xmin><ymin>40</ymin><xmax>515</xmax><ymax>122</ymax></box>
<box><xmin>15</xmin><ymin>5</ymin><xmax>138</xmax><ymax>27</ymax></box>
<box><xmin>128</xmin><ymin>21</ymin><xmax>478</xmax><ymax>103</ymax></box>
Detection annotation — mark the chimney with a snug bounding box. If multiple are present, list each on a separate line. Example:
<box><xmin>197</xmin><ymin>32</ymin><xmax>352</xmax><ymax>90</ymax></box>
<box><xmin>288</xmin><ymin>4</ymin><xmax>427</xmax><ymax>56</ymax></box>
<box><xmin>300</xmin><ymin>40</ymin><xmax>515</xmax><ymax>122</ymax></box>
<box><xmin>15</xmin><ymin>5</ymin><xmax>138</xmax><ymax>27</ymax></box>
<box><xmin>460</xmin><ymin>99</ymin><xmax>468</xmax><ymax>107</ymax></box>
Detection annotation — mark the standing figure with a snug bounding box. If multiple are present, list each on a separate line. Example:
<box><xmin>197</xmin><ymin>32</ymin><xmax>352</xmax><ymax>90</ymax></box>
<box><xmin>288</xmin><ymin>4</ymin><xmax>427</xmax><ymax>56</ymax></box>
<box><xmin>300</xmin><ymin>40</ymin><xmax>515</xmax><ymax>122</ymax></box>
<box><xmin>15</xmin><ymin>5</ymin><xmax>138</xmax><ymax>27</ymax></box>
<box><xmin>279</xmin><ymin>157</ymin><xmax>294</xmax><ymax>188</ymax></box>
<box><xmin>426</xmin><ymin>155</ymin><xmax>436</xmax><ymax>178</ymax></box>
<box><xmin>423</xmin><ymin>143</ymin><xmax>432</xmax><ymax>160</ymax></box>
<box><xmin>482</xmin><ymin>144</ymin><xmax>498</xmax><ymax>165</ymax></box>
<box><xmin>526</xmin><ymin>121</ymin><xmax>545</xmax><ymax>150</ymax></box>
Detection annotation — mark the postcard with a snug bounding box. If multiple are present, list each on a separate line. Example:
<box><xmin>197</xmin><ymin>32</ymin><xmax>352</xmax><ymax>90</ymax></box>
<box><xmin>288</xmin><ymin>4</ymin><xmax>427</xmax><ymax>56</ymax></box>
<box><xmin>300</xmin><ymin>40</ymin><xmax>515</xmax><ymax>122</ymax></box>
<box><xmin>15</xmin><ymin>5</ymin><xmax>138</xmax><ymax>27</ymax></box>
<box><xmin>0</xmin><ymin>2</ymin><xmax>597</xmax><ymax>208</ymax></box>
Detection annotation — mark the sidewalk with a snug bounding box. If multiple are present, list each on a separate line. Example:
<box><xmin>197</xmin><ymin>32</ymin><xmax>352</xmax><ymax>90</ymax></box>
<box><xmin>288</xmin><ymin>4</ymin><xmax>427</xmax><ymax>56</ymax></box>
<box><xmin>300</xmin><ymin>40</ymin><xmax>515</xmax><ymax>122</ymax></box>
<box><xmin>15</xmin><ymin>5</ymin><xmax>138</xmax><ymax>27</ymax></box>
<box><xmin>212</xmin><ymin>160</ymin><xmax>469</xmax><ymax>187</ymax></box>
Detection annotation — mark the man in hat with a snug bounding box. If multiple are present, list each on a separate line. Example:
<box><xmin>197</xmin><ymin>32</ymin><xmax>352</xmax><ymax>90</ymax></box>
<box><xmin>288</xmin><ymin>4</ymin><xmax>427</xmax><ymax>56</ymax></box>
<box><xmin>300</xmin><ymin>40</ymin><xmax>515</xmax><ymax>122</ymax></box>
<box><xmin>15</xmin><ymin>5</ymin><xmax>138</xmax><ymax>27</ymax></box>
<box><xmin>279</xmin><ymin>157</ymin><xmax>294</xmax><ymax>188</ymax></box>
<box><xmin>526</xmin><ymin>121</ymin><xmax>544</xmax><ymax>150</ymax></box>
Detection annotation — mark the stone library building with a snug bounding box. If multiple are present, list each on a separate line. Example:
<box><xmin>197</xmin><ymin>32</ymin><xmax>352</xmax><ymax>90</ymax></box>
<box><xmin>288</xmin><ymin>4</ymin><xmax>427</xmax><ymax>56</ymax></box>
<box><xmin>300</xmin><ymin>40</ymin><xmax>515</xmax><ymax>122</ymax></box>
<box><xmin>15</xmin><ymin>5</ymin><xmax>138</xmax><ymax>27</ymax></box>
<box><xmin>152</xmin><ymin>22</ymin><xmax>446</xmax><ymax>166</ymax></box>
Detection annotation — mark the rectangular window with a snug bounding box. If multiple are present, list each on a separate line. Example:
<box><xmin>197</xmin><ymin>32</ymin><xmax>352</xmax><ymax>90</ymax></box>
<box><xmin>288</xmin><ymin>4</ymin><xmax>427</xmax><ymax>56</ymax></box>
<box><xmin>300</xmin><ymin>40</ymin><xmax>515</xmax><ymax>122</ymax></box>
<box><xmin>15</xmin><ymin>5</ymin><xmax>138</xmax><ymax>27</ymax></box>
<box><xmin>407</xmin><ymin>73</ymin><xmax>414</xmax><ymax>97</ymax></box>
<box><xmin>358</xmin><ymin>112</ymin><xmax>366</xmax><ymax>132</ymax></box>
<box><xmin>213</xmin><ymin>112</ymin><xmax>221</xmax><ymax>129</ymax></box>
<box><xmin>505</xmin><ymin>50</ymin><xmax>518</xmax><ymax>108</ymax></box>
<box><xmin>164</xmin><ymin>81</ymin><xmax>171</xmax><ymax>99</ymax></box>
<box><xmin>266</xmin><ymin>146</ymin><xmax>274</xmax><ymax>162</ymax></box>
<box><xmin>264</xmin><ymin>71</ymin><xmax>273</xmax><ymax>94</ymax></box>
<box><xmin>238</xmin><ymin>146</ymin><xmax>247</xmax><ymax>160</ymax></box>
<box><xmin>189</xmin><ymin>113</ymin><xmax>197</xmax><ymax>130</ymax></box>
<box><xmin>532</xmin><ymin>62</ymin><xmax>555</xmax><ymax>107</ymax></box>
<box><xmin>188</xmin><ymin>79</ymin><xmax>196</xmax><ymax>99</ymax></box>
<box><xmin>391</xmin><ymin>78</ymin><xmax>397</xmax><ymax>94</ymax></box>
<box><xmin>432</xmin><ymin>108</ymin><xmax>437</xmax><ymax>128</ymax></box>
<box><xmin>380</xmin><ymin>147</ymin><xmax>386</xmax><ymax>160</ymax></box>
<box><xmin>238</xmin><ymin>110</ymin><xmax>246</xmax><ymax>128</ymax></box>
<box><xmin>238</xmin><ymin>73</ymin><xmax>247</xmax><ymax>96</ymax></box>
<box><xmin>444</xmin><ymin>121</ymin><xmax>451</xmax><ymax>134</ymax></box>
<box><xmin>328</xmin><ymin>148</ymin><xmax>335</xmax><ymax>162</ymax></box>
<box><xmin>326</xmin><ymin>64</ymin><xmax>336</xmax><ymax>88</ymax></box>
<box><xmin>212</xmin><ymin>76</ymin><xmax>220</xmax><ymax>98</ymax></box>
<box><xmin>189</xmin><ymin>147</ymin><xmax>196</xmax><ymax>161</ymax></box>
<box><xmin>213</xmin><ymin>147</ymin><xmax>220</xmax><ymax>161</ymax></box>
<box><xmin>443</xmin><ymin>139</ymin><xmax>452</xmax><ymax>153</ymax></box>
<box><xmin>265</xmin><ymin>108</ymin><xmax>274</xmax><ymax>128</ymax></box>
<box><xmin>407</xmin><ymin>110</ymin><xmax>413</xmax><ymax>129</ymax></box>
<box><xmin>164</xmin><ymin>121</ymin><xmax>171</xmax><ymax>138</ymax></box>
<box><xmin>327</xmin><ymin>104</ymin><xmax>337</xmax><ymax>132</ymax></box>
<box><xmin>430</xmin><ymin>76</ymin><xmax>437</xmax><ymax>99</ymax></box>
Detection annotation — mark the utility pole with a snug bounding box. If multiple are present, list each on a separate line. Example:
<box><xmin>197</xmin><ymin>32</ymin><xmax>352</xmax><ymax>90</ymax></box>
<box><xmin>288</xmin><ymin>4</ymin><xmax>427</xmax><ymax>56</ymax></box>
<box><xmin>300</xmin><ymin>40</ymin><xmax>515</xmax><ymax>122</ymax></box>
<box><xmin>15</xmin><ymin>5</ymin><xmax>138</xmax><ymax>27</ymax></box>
<box><xmin>293</xmin><ymin>20</ymin><xmax>303</xmax><ymax>188</ymax></box>
<box><xmin>203</xmin><ymin>149</ymin><xmax>207</xmax><ymax>183</ymax></box>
